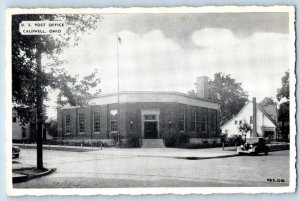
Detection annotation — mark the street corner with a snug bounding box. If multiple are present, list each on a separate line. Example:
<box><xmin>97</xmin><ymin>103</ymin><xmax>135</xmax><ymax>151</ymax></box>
<box><xmin>13</xmin><ymin>167</ymin><xmax>56</xmax><ymax>183</ymax></box>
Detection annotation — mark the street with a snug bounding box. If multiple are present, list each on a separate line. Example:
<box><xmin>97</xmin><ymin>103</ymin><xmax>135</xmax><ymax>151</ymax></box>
<box><xmin>13</xmin><ymin>148</ymin><xmax>290</xmax><ymax>188</ymax></box>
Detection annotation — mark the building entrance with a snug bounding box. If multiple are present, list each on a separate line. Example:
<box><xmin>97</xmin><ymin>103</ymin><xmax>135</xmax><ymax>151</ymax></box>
<box><xmin>144</xmin><ymin>121</ymin><xmax>158</xmax><ymax>139</ymax></box>
<box><xmin>141</xmin><ymin>110</ymin><xmax>160</xmax><ymax>139</ymax></box>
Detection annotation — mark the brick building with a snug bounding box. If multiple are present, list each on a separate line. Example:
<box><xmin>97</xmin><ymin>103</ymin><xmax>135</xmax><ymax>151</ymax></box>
<box><xmin>57</xmin><ymin>77</ymin><xmax>221</xmax><ymax>146</ymax></box>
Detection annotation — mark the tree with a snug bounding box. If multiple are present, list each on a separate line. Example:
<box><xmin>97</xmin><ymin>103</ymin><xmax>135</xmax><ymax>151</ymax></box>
<box><xmin>187</xmin><ymin>90</ymin><xmax>197</xmax><ymax>97</ymax></box>
<box><xmin>12</xmin><ymin>14</ymin><xmax>103</xmax><ymax>122</ymax></box>
<box><xmin>207</xmin><ymin>73</ymin><xmax>249</xmax><ymax>125</ymax></box>
<box><xmin>277</xmin><ymin>71</ymin><xmax>289</xmax><ymax>101</ymax></box>
<box><xmin>55</xmin><ymin>68</ymin><xmax>101</xmax><ymax>106</ymax></box>
<box><xmin>277</xmin><ymin>71</ymin><xmax>289</xmax><ymax>141</ymax></box>
<box><xmin>238</xmin><ymin>121</ymin><xmax>251</xmax><ymax>142</ymax></box>
<box><xmin>12</xmin><ymin>14</ymin><xmax>103</xmax><ymax>169</ymax></box>
<box><xmin>44</xmin><ymin>119</ymin><xmax>58</xmax><ymax>138</ymax></box>
<box><xmin>260</xmin><ymin>97</ymin><xmax>276</xmax><ymax>106</ymax></box>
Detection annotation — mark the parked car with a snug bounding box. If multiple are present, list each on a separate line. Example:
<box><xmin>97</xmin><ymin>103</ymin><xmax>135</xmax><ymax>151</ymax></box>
<box><xmin>12</xmin><ymin>145</ymin><xmax>20</xmax><ymax>158</ymax></box>
<box><xmin>237</xmin><ymin>137</ymin><xmax>269</xmax><ymax>155</ymax></box>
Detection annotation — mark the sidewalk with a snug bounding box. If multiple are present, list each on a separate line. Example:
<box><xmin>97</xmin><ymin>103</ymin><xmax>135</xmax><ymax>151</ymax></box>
<box><xmin>88</xmin><ymin>146</ymin><xmax>239</xmax><ymax>160</ymax></box>
<box><xmin>14</xmin><ymin>143</ymin><xmax>238</xmax><ymax>159</ymax></box>
<box><xmin>14</xmin><ymin>143</ymin><xmax>102</xmax><ymax>152</ymax></box>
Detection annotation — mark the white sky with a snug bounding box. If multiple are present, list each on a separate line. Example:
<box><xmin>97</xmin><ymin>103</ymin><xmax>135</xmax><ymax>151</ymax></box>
<box><xmin>44</xmin><ymin>13</ymin><xmax>291</xmax><ymax>119</ymax></box>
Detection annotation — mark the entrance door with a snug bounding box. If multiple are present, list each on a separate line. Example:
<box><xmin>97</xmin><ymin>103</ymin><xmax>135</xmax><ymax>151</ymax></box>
<box><xmin>144</xmin><ymin>122</ymin><xmax>158</xmax><ymax>139</ymax></box>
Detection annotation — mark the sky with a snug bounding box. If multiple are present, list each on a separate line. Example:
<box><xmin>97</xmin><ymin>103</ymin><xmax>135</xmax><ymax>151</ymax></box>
<box><xmin>45</xmin><ymin>12</ymin><xmax>291</xmax><ymax>119</ymax></box>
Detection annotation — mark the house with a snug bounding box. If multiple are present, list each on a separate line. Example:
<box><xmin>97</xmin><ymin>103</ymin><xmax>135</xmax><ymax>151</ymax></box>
<box><xmin>12</xmin><ymin>109</ymin><xmax>53</xmax><ymax>143</ymax></box>
<box><xmin>57</xmin><ymin>77</ymin><xmax>221</xmax><ymax>146</ymax></box>
<box><xmin>12</xmin><ymin>109</ymin><xmax>35</xmax><ymax>143</ymax></box>
<box><xmin>221</xmin><ymin>98</ymin><xmax>279</xmax><ymax>140</ymax></box>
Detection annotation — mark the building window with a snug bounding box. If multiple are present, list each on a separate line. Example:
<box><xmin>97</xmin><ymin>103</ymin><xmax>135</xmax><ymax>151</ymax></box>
<box><xmin>234</xmin><ymin>120</ymin><xmax>238</xmax><ymax>125</ymax></box>
<box><xmin>190</xmin><ymin>111</ymin><xmax>197</xmax><ymax>131</ymax></box>
<box><xmin>78</xmin><ymin>113</ymin><xmax>85</xmax><ymax>134</ymax></box>
<box><xmin>144</xmin><ymin>114</ymin><xmax>156</xmax><ymax>121</ymax></box>
<box><xmin>65</xmin><ymin>114</ymin><xmax>71</xmax><ymax>134</ymax></box>
<box><xmin>22</xmin><ymin>127</ymin><xmax>26</xmax><ymax>137</ymax></box>
<box><xmin>178</xmin><ymin>112</ymin><xmax>185</xmax><ymax>132</ymax></box>
<box><xmin>93</xmin><ymin>111</ymin><xmax>101</xmax><ymax>133</ymax></box>
<box><xmin>210</xmin><ymin>112</ymin><xmax>216</xmax><ymax>133</ymax></box>
<box><xmin>250</xmin><ymin>116</ymin><xmax>253</xmax><ymax>124</ymax></box>
<box><xmin>110</xmin><ymin>110</ymin><xmax>118</xmax><ymax>132</ymax></box>
<box><xmin>201</xmin><ymin>115</ymin><xmax>207</xmax><ymax>132</ymax></box>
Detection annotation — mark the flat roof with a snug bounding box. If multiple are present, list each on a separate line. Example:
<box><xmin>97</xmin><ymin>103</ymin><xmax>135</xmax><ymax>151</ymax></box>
<box><xmin>86</xmin><ymin>91</ymin><xmax>219</xmax><ymax>104</ymax></box>
<box><xmin>60</xmin><ymin>91</ymin><xmax>219</xmax><ymax>110</ymax></box>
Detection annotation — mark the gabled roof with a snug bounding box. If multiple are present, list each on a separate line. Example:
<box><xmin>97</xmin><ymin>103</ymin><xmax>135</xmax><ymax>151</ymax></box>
<box><xmin>221</xmin><ymin>101</ymin><xmax>278</xmax><ymax>128</ymax></box>
<box><xmin>256</xmin><ymin>104</ymin><xmax>278</xmax><ymax>127</ymax></box>
<box><xmin>260</xmin><ymin>104</ymin><xmax>278</xmax><ymax>121</ymax></box>
<box><xmin>221</xmin><ymin>101</ymin><xmax>251</xmax><ymax>128</ymax></box>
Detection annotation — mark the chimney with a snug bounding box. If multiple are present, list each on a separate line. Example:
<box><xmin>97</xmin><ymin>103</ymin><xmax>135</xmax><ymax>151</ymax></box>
<box><xmin>252</xmin><ymin>97</ymin><xmax>257</xmax><ymax>137</ymax></box>
<box><xmin>195</xmin><ymin>76</ymin><xmax>208</xmax><ymax>98</ymax></box>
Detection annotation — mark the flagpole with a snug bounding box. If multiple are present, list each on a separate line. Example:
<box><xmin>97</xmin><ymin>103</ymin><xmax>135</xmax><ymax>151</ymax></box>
<box><xmin>117</xmin><ymin>35</ymin><xmax>120</xmax><ymax>145</ymax></box>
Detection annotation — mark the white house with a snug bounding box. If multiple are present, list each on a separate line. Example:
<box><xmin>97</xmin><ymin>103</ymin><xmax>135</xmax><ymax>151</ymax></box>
<box><xmin>221</xmin><ymin>98</ymin><xmax>278</xmax><ymax>140</ymax></box>
<box><xmin>12</xmin><ymin>109</ymin><xmax>53</xmax><ymax>142</ymax></box>
<box><xmin>12</xmin><ymin>109</ymin><xmax>33</xmax><ymax>142</ymax></box>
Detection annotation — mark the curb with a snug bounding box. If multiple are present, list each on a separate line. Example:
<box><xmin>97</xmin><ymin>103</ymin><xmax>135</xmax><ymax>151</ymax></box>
<box><xmin>12</xmin><ymin>173</ymin><xmax>28</xmax><ymax>183</ymax></box>
<box><xmin>136</xmin><ymin>153</ymin><xmax>239</xmax><ymax>160</ymax></box>
<box><xmin>15</xmin><ymin>144</ymin><xmax>97</xmax><ymax>152</ymax></box>
<box><xmin>13</xmin><ymin>168</ymin><xmax>56</xmax><ymax>183</ymax></box>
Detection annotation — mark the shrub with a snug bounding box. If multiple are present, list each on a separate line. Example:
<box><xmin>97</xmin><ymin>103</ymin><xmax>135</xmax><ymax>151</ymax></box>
<box><xmin>163</xmin><ymin>133</ymin><xmax>190</xmax><ymax>148</ymax></box>
<box><xmin>123</xmin><ymin>133</ymin><xmax>141</xmax><ymax>148</ymax></box>
<box><xmin>163</xmin><ymin>134</ymin><xmax>177</xmax><ymax>147</ymax></box>
<box><xmin>110</xmin><ymin>133</ymin><xmax>119</xmax><ymax>145</ymax></box>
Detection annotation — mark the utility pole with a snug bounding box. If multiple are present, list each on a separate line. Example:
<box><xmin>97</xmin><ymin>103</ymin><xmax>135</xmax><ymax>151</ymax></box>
<box><xmin>35</xmin><ymin>45</ymin><xmax>44</xmax><ymax>170</ymax></box>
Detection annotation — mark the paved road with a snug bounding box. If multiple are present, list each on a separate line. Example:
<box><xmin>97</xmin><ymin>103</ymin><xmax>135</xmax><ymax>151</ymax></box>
<box><xmin>13</xmin><ymin>149</ymin><xmax>290</xmax><ymax>188</ymax></box>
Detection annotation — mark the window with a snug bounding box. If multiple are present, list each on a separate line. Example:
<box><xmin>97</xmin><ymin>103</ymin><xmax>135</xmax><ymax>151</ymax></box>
<box><xmin>234</xmin><ymin>120</ymin><xmax>238</xmax><ymax>125</ymax></box>
<box><xmin>250</xmin><ymin>116</ymin><xmax>253</xmax><ymax>124</ymax></box>
<box><xmin>78</xmin><ymin>113</ymin><xmax>85</xmax><ymax>133</ymax></box>
<box><xmin>12</xmin><ymin>113</ymin><xmax>17</xmax><ymax>123</ymax></box>
<box><xmin>110</xmin><ymin>110</ymin><xmax>118</xmax><ymax>132</ymax></box>
<box><xmin>22</xmin><ymin>127</ymin><xmax>26</xmax><ymax>137</ymax></box>
<box><xmin>178</xmin><ymin>112</ymin><xmax>185</xmax><ymax>132</ymax></box>
<box><xmin>93</xmin><ymin>112</ymin><xmax>101</xmax><ymax>133</ymax></box>
<box><xmin>65</xmin><ymin>114</ymin><xmax>71</xmax><ymax>134</ymax></box>
<box><xmin>201</xmin><ymin>115</ymin><xmax>207</xmax><ymax>132</ymax></box>
<box><xmin>190</xmin><ymin>111</ymin><xmax>197</xmax><ymax>131</ymax></box>
<box><xmin>144</xmin><ymin>114</ymin><xmax>156</xmax><ymax>121</ymax></box>
<box><xmin>239</xmin><ymin>120</ymin><xmax>242</xmax><ymax>124</ymax></box>
<box><xmin>210</xmin><ymin>112</ymin><xmax>216</xmax><ymax>133</ymax></box>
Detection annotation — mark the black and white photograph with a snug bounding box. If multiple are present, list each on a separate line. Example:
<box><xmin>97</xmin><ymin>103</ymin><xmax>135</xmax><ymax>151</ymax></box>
<box><xmin>6</xmin><ymin>7</ymin><xmax>296</xmax><ymax>195</ymax></box>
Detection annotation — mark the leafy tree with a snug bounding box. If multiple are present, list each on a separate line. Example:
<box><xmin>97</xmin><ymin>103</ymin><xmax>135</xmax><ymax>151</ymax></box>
<box><xmin>187</xmin><ymin>90</ymin><xmax>197</xmax><ymax>97</ymax></box>
<box><xmin>12</xmin><ymin>14</ymin><xmax>103</xmax><ymax>169</ymax></box>
<box><xmin>207</xmin><ymin>73</ymin><xmax>249</xmax><ymax>125</ymax></box>
<box><xmin>260</xmin><ymin>97</ymin><xmax>276</xmax><ymax>106</ymax></box>
<box><xmin>277</xmin><ymin>71</ymin><xmax>289</xmax><ymax>101</ymax></box>
<box><xmin>55</xmin><ymin>68</ymin><xmax>101</xmax><ymax>106</ymax></box>
<box><xmin>44</xmin><ymin>119</ymin><xmax>58</xmax><ymax>138</ymax></box>
<box><xmin>277</xmin><ymin>71</ymin><xmax>290</xmax><ymax>140</ymax></box>
<box><xmin>238</xmin><ymin>121</ymin><xmax>251</xmax><ymax>142</ymax></box>
<box><xmin>12</xmin><ymin>14</ymin><xmax>103</xmax><ymax>122</ymax></box>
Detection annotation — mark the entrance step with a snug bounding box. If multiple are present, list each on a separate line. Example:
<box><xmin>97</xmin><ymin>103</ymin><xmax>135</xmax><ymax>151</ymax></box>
<box><xmin>142</xmin><ymin>139</ymin><xmax>165</xmax><ymax>148</ymax></box>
